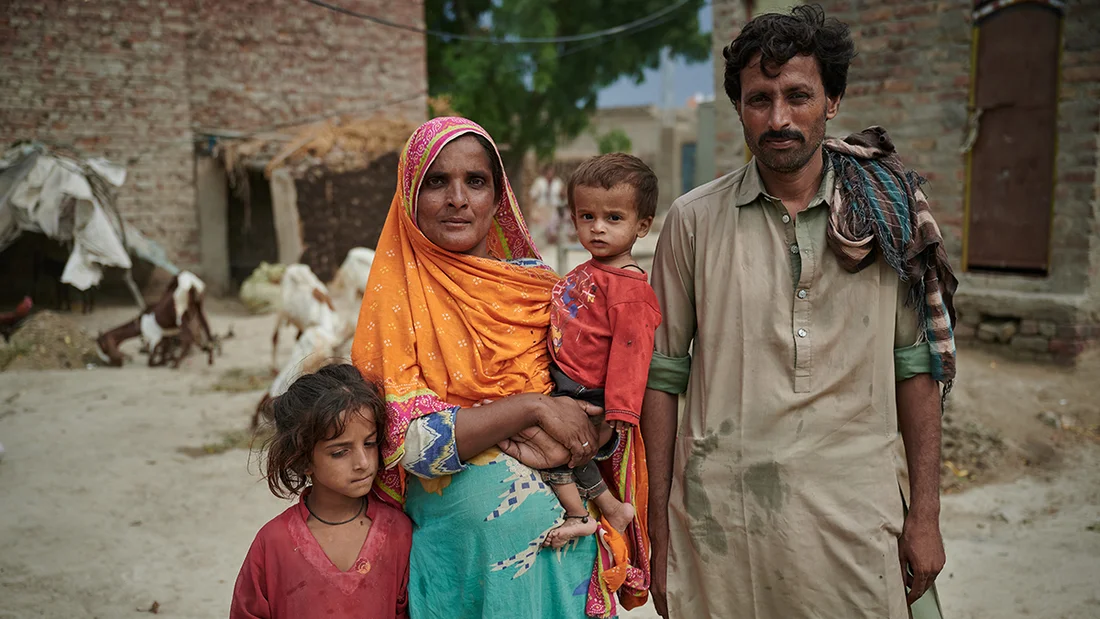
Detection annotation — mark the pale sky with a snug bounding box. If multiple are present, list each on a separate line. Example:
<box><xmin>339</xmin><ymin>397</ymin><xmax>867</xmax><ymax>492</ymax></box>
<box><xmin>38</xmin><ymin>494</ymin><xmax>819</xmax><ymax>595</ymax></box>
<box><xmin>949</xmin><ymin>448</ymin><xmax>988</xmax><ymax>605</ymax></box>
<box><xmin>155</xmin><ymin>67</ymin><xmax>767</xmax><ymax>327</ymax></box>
<box><xmin>596</xmin><ymin>3</ymin><xmax>715</xmax><ymax>108</ymax></box>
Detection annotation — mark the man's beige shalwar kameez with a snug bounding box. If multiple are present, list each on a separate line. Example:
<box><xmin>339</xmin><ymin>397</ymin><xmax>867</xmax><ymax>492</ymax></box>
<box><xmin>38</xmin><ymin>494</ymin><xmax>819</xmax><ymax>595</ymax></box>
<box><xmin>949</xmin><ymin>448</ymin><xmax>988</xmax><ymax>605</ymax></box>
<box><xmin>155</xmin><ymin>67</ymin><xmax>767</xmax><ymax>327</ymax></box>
<box><xmin>647</xmin><ymin>159</ymin><xmax>932</xmax><ymax>619</ymax></box>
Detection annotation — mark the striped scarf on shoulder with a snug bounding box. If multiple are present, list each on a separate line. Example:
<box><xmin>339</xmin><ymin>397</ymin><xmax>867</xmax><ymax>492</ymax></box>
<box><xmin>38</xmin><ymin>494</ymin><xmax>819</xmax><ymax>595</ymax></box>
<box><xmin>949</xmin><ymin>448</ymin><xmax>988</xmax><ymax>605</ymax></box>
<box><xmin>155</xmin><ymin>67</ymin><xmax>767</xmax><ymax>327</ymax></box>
<box><xmin>823</xmin><ymin>126</ymin><xmax>958</xmax><ymax>393</ymax></box>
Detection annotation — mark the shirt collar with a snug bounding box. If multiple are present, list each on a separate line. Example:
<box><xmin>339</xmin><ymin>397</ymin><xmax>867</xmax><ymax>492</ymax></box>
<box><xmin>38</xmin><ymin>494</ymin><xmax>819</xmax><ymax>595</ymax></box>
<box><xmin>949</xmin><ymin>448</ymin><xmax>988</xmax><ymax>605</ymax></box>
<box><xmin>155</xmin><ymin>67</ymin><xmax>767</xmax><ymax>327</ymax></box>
<box><xmin>734</xmin><ymin>157</ymin><xmax>835</xmax><ymax>210</ymax></box>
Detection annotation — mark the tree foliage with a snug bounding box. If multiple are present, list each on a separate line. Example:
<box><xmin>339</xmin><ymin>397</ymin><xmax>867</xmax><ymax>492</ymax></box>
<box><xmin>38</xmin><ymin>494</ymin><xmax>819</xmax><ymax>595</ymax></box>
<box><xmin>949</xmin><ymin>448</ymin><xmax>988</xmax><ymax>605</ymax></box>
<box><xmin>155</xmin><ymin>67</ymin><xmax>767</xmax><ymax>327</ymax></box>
<box><xmin>595</xmin><ymin>128</ymin><xmax>633</xmax><ymax>154</ymax></box>
<box><xmin>425</xmin><ymin>0</ymin><xmax>709</xmax><ymax>169</ymax></box>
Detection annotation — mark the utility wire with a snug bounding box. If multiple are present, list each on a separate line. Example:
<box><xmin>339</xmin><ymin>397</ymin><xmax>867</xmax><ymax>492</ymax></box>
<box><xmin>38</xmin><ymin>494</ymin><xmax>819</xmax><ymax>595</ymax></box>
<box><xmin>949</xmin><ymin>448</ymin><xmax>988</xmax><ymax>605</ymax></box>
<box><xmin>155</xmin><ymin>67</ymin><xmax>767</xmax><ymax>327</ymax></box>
<box><xmin>300</xmin><ymin>0</ymin><xmax>694</xmax><ymax>44</ymax></box>
<box><xmin>198</xmin><ymin>7</ymin><xmax>683</xmax><ymax>140</ymax></box>
<box><xmin>199</xmin><ymin>1</ymin><xmax>704</xmax><ymax>138</ymax></box>
<box><xmin>558</xmin><ymin>11</ymin><xmax>683</xmax><ymax>57</ymax></box>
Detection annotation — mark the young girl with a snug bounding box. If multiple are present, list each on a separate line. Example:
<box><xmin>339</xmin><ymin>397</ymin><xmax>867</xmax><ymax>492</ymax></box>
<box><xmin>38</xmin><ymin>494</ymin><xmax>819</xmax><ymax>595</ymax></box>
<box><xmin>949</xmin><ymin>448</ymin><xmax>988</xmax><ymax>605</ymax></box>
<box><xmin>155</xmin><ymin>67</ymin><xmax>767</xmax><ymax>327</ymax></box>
<box><xmin>231</xmin><ymin>364</ymin><xmax>411</xmax><ymax>619</ymax></box>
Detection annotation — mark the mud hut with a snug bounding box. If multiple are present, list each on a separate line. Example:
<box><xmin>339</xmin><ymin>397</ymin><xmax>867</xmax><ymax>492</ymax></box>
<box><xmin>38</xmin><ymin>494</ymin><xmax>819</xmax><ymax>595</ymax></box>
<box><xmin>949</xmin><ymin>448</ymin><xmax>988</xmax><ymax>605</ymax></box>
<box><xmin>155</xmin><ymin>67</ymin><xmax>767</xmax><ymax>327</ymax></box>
<box><xmin>208</xmin><ymin>116</ymin><xmax>416</xmax><ymax>285</ymax></box>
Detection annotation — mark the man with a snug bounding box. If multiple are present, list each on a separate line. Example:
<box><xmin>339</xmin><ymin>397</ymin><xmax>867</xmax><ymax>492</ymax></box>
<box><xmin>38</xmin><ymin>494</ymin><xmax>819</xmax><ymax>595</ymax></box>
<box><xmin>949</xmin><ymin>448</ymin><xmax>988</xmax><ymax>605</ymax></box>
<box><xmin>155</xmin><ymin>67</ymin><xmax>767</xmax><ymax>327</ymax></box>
<box><xmin>528</xmin><ymin>164</ymin><xmax>568</xmax><ymax>244</ymax></box>
<box><xmin>641</xmin><ymin>6</ymin><xmax>956</xmax><ymax>618</ymax></box>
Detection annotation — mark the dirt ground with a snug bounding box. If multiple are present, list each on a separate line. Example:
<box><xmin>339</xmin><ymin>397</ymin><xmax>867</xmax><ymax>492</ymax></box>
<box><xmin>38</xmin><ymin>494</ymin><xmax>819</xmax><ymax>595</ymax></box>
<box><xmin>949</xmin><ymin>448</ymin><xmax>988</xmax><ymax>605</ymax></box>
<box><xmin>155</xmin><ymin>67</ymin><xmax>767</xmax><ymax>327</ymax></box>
<box><xmin>1</xmin><ymin>301</ymin><xmax>1098</xmax><ymax>619</ymax></box>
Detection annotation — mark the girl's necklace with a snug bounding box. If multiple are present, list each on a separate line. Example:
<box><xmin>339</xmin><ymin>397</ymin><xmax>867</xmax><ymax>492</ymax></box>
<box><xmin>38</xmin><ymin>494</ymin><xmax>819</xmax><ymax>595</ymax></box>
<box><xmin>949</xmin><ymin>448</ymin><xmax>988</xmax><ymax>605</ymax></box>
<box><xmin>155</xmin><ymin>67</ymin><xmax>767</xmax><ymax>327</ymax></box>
<box><xmin>305</xmin><ymin>495</ymin><xmax>367</xmax><ymax>526</ymax></box>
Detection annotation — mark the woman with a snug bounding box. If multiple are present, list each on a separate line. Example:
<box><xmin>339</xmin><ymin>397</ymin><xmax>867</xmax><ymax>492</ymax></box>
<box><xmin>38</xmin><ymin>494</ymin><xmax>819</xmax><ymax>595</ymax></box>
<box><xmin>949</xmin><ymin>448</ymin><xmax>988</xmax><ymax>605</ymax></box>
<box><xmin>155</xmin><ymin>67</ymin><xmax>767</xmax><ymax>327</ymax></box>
<box><xmin>352</xmin><ymin>117</ymin><xmax>649</xmax><ymax>618</ymax></box>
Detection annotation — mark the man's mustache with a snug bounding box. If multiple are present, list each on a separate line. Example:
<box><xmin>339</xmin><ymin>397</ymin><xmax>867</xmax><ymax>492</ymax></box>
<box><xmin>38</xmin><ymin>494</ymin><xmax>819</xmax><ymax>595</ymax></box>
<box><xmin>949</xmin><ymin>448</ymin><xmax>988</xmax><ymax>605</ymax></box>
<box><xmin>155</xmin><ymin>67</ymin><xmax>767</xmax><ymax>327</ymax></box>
<box><xmin>760</xmin><ymin>129</ymin><xmax>805</xmax><ymax>145</ymax></box>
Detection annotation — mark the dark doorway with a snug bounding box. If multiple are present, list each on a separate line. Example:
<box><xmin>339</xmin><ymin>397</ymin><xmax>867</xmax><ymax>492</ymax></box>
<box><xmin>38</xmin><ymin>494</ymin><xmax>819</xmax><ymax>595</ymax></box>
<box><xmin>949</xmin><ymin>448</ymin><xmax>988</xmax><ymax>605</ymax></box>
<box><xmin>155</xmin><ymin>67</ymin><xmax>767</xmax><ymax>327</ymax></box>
<box><xmin>227</xmin><ymin>169</ymin><xmax>277</xmax><ymax>289</ymax></box>
<box><xmin>964</xmin><ymin>2</ymin><xmax>1062</xmax><ymax>274</ymax></box>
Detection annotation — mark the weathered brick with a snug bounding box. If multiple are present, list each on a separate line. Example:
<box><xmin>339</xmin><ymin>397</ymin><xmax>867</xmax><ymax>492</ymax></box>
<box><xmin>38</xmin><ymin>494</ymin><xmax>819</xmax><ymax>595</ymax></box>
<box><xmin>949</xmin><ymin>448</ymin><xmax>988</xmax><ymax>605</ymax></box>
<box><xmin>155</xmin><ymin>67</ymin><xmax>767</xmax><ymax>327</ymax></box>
<box><xmin>958</xmin><ymin>310</ymin><xmax>981</xmax><ymax>327</ymax></box>
<box><xmin>0</xmin><ymin>0</ymin><xmax>427</xmax><ymax>274</ymax></box>
<box><xmin>954</xmin><ymin>323</ymin><xmax>976</xmax><ymax>340</ymax></box>
<box><xmin>1049</xmin><ymin>337</ymin><xmax>1087</xmax><ymax>358</ymax></box>
<box><xmin>1012</xmin><ymin>335</ymin><xmax>1050</xmax><ymax>353</ymax></box>
<box><xmin>1057</xmin><ymin>324</ymin><xmax>1089</xmax><ymax>339</ymax></box>
<box><xmin>1062</xmin><ymin>65</ymin><xmax>1100</xmax><ymax>84</ymax></box>
<box><xmin>979</xmin><ymin>319</ymin><xmax>1018</xmax><ymax>343</ymax></box>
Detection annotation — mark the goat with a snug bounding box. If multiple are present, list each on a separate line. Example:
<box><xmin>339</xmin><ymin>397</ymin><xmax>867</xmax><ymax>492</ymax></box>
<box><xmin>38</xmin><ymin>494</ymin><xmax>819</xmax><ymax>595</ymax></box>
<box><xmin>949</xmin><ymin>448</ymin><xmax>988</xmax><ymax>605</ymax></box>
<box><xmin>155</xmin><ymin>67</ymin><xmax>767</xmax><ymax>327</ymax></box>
<box><xmin>327</xmin><ymin>248</ymin><xmax>375</xmax><ymax>321</ymax></box>
<box><xmin>96</xmin><ymin>271</ymin><xmax>215</xmax><ymax>368</ymax></box>
<box><xmin>252</xmin><ymin>320</ymin><xmax>344</xmax><ymax>429</ymax></box>
<box><xmin>270</xmin><ymin>264</ymin><xmax>347</xmax><ymax>369</ymax></box>
<box><xmin>257</xmin><ymin>249</ymin><xmax>375</xmax><ymax>428</ymax></box>
<box><xmin>269</xmin><ymin>249</ymin><xmax>375</xmax><ymax>367</ymax></box>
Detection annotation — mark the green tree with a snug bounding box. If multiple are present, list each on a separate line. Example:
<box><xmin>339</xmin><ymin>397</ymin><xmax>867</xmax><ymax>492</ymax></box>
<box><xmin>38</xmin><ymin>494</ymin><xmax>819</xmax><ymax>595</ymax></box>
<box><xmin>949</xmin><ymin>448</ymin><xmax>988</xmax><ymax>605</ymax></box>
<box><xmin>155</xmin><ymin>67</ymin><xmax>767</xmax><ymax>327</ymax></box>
<box><xmin>426</xmin><ymin>0</ymin><xmax>709</xmax><ymax>171</ymax></box>
<box><xmin>595</xmin><ymin>128</ymin><xmax>633</xmax><ymax>154</ymax></box>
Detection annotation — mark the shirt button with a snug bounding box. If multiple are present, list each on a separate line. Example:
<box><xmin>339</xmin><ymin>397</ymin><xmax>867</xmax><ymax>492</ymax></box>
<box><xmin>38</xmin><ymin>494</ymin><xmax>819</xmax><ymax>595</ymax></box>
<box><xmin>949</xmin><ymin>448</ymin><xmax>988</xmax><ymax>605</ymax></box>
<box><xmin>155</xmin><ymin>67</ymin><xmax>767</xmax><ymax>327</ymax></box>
<box><xmin>782</xmin><ymin>214</ymin><xmax>791</xmax><ymax>224</ymax></box>
<box><xmin>789</xmin><ymin>244</ymin><xmax>799</xmax><ymax>254</ymax></box>
<box><xmin>797</xmin><ymin>328</ymin><xmax>808</xmax><ymax>338</ymax></box>
<box><xmin>797</xmin><ymin>289</ymin><xmax>808</xmax><ymax>299</ymax></box>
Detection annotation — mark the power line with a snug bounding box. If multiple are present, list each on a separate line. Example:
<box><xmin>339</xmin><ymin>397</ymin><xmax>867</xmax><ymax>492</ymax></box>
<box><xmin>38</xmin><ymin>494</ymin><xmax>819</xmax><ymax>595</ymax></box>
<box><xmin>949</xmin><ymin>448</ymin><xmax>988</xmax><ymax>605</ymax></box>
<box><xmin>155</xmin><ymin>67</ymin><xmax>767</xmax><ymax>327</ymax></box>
<box><xmin>558</xmin><ymin>10</ymin><xmax>683</xmax><ymax>57</ymax></box>
<box><xmin>300</xmin><ymin>0</ymin><xmax>694</xmax><ymax>44</ymax></box>
<box><xmin>198</xmin><ymin>1</ymin><xmax>706</xmax><ymax>138</ymax></box>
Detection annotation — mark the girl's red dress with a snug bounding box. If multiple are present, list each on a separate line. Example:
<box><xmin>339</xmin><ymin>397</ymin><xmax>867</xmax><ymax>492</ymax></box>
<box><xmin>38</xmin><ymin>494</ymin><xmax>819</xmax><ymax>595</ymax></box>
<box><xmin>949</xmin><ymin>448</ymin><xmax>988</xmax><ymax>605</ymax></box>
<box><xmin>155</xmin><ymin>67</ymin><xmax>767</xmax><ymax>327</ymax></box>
<box><xmin>231</xmin><ymin>494</ymin><xmax>411</xmax><ymax>619</ymax></box>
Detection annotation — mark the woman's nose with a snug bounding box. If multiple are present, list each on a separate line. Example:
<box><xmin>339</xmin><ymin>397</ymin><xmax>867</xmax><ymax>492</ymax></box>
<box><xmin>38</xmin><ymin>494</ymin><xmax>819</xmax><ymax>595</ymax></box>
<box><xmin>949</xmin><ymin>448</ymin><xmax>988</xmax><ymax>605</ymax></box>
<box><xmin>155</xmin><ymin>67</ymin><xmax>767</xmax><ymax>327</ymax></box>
<box><xmin>446</xmin><ymin>182</ymin><xmax>468</xmax><ymax>208</ymax></box>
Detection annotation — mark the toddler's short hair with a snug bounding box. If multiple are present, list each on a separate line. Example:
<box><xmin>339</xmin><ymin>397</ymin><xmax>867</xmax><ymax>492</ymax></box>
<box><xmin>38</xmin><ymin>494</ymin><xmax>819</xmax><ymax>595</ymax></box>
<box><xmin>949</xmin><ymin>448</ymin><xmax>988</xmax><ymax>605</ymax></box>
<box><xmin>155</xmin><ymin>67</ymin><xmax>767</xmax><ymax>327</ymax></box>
<box><xmin>567</xmin><ymin>153</ymin><xmax>658</xmax><ymax>220</ymax></box>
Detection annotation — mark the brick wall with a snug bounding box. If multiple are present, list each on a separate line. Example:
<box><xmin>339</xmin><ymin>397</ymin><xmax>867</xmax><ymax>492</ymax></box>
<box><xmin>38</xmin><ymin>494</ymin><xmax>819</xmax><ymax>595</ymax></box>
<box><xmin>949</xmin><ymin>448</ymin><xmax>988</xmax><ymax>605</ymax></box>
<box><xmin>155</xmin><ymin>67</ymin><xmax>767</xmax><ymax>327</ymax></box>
<box><xmin>1092</xmin><ymin>104</ymin><xmax>1100</xmax><ymax>303</ymax></box>
<box><xmin>822</xmin><ymin>0</ymin><xmax>974</xmax><ymax>268</ymax></box>
<box><xmin>186</xmin><ymin>0</ymin><xmax>426</xmax><ymax>132</ymax></box>
<box><xmin>1054</xmin><ymin>4</ymin><xmax>1100</xmax><ymax>294</ymax></box>
<box><xmin>0</xmin><ymin>0</ymin><xmax>427</xmax><ymax>272</ymax></box>
<box><xmin>1</xmin><ymin>1</ymin><xmax>196</xmax><ymax>266</ymax></box>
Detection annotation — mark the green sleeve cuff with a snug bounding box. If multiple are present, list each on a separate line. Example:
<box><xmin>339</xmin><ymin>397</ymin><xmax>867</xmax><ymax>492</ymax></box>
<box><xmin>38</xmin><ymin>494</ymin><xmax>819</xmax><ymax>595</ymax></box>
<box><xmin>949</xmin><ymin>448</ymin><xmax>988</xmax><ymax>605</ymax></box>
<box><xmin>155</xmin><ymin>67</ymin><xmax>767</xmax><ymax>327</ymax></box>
<box><xmin>894</xmin><ymin>341</ymin><xmax>933</xmax><ymax>381</ymax></box>
<box><xmin>647</xmin><ymin>350</ymin><xmax>691</xmax><ymax>394</ymax></box>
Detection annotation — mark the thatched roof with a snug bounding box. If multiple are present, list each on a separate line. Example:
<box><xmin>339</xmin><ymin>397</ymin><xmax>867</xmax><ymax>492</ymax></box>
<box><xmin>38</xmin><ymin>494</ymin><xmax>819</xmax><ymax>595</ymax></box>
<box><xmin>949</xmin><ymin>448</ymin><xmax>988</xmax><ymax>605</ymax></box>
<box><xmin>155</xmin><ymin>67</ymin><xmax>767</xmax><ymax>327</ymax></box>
<box><xmin>215</xmin><ymin>115</ymin><xmax>419</xmax><ymax>180</ymax></box>
<box><xmin>210</xmin><ymin>114</ymin><xmax>418</xmax><ymax>212</ymax></box>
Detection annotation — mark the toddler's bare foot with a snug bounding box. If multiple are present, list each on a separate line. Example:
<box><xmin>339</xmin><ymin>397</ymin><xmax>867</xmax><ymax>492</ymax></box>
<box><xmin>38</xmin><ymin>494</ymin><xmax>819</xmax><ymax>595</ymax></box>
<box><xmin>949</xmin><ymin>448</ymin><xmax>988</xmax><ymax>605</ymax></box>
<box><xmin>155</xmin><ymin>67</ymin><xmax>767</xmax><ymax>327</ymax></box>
<box><xmin>544</xmin><ymin>514</ymin><xmax>599</xmax><ymax>549</ymax></box>
<box><xmin>603</xmin><ymin>501</ymin><xmax>636</xmax><ymax>534</ymax></box>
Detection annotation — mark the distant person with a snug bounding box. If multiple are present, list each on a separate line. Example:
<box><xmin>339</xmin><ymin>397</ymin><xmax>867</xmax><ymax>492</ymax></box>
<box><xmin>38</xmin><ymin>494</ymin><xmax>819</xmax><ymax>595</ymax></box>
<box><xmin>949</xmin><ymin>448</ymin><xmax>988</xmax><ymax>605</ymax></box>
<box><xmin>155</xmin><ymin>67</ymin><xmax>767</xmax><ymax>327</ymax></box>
<box><xmin>540</xmin><ymin>153</ymin><xmax>661</xmax><ymax>547</ymax></box>
<box><xmin>529</xmin><ymin>164</ymin><xmax>569</xmax><ymax>245</ymax></box>
<box><xmin>230</xmin><ymin>364</ymin><xmax>411</xmax><ymax>619</ymax></box>
<box><xmin>642</xmin><ymin>6</ymin><xmax>955</xmax><ymax>619</ymax></box>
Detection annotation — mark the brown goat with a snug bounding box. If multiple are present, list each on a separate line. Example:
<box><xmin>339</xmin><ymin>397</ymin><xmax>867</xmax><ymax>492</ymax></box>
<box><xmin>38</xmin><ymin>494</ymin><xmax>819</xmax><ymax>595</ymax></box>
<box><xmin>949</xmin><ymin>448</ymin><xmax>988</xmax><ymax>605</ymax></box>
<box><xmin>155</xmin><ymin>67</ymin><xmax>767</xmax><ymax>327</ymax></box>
<box><xmin>97</xmin><ymin>272</ymin><xmax>215</xmax><ymax>368</ymax></box>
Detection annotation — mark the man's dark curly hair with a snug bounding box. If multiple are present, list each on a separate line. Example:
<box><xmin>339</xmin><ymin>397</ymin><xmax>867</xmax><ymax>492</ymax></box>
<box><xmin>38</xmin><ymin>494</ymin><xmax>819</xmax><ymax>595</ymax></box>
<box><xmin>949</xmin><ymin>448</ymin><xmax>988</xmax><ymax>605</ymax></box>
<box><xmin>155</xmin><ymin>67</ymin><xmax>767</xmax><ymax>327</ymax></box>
<box><xmin>723</xmin><ymin>4</ymin><xmax>856</xmax><ymax>104</ymax></box>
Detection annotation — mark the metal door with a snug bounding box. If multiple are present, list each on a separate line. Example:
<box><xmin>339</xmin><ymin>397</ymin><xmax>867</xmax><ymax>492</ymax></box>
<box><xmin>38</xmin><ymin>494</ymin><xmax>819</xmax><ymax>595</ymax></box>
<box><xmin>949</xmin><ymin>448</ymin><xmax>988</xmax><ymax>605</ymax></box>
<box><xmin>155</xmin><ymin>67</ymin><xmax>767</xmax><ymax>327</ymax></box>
<box><xmin>965</xmin><ymin>2</ymin><xmax>1062</xmax><ymax>273</ymax></box>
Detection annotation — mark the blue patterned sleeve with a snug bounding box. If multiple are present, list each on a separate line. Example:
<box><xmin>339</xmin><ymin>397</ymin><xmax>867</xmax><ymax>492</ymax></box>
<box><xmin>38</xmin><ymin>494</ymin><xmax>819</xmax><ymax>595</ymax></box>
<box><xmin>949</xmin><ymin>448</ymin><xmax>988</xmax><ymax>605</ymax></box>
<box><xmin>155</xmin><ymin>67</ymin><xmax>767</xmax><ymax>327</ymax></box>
<box><xmin>399</xmin><ymin>406</ymin><xmax>467</xmax><ymax>479</ymax></box>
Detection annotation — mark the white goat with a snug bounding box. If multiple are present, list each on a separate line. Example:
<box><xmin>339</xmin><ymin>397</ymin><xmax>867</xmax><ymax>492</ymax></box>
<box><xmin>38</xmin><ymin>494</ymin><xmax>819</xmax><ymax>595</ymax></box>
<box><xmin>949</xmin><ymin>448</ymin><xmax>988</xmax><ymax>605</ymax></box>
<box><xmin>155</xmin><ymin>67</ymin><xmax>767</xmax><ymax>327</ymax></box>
<box><xmin>257</xmin><ymin>249</ymin><xmax>375</xmax><ymax>428</ymax></box>
<box><xmin>328</xmin><ymin>247</ymin><xmax>375</xmax><ymax>337</ymax></box>
<box><xmin>270</xmin><ymin>249</ymin><xmax>374</xmax><ymax>367</ymax></box>
<box><xmin>270</xmin><ymin>264</ymin><xmax>344</xmax><ymax>369</ymax></box>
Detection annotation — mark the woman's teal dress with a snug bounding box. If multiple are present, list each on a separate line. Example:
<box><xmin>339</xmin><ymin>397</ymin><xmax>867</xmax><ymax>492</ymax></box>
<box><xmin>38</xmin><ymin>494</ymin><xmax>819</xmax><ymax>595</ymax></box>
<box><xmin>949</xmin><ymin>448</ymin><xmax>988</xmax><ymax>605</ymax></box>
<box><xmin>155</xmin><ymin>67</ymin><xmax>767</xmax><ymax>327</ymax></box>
<box><xmin>404</xmin><ymin>447</ymin><xmax>597</xmax><ymax>618</ymax></box>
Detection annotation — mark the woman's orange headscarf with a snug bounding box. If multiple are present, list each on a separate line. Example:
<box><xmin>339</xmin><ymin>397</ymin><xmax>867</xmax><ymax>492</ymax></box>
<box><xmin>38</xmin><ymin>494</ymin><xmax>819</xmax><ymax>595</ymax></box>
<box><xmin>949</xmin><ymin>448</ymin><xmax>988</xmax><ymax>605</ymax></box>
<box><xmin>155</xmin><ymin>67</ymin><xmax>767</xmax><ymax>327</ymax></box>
<box><xmin>351</xmin><ymin>117</ymin><xmax>558</xmax><ymax>498</ymax></box>
<box><xmin>352</xmin><ymin>117</ymin><xmax>649</xmax><ymax>616</ymax></box>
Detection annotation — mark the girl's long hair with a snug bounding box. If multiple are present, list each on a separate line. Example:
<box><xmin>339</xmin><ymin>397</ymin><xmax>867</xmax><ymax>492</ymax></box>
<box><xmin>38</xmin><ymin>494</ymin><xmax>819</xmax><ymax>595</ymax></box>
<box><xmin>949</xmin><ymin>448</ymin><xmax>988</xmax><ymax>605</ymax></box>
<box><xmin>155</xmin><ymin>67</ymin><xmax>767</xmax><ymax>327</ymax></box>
<box><xmin>261</xmin><ymin>363</ymin><xmax>386</xmax><ymax>499</ymax></box>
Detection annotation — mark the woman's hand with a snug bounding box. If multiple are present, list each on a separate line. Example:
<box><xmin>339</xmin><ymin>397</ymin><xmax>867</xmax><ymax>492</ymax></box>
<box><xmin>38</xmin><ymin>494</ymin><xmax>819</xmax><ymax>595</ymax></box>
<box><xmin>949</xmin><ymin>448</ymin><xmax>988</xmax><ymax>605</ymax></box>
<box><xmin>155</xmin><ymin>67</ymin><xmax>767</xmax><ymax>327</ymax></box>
<box><xmin>534</xmin><ymin>396</ymin><xmax>602</xmax><ymax>467</ymax></box>
<box><xmin>452</xmin><ymin>394</ymin><xmax>602</xmax><ymax>465</ymax></box>
<box><xmin>498</xmin><ymin>426</ymin><xmax>571</xmax><ymax>469</ymax></box>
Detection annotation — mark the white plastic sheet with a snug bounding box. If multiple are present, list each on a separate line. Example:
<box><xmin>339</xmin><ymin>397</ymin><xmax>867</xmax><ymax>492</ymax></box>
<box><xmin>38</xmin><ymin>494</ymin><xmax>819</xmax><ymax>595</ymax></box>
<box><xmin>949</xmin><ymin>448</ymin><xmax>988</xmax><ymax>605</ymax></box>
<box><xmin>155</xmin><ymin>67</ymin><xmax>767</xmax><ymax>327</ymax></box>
<box><xmin>0</xmin><ymin>144</ymin><xmax>172</xmax><ymax>293</ymax></box>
